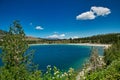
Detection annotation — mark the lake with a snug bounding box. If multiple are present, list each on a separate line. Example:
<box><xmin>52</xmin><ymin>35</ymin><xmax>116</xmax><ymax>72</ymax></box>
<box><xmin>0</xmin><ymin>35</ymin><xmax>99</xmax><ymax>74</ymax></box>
<box><xmin>0</xmin><ymin>44</ymin><xmax>104</xmax><ymax>72</ymax></box>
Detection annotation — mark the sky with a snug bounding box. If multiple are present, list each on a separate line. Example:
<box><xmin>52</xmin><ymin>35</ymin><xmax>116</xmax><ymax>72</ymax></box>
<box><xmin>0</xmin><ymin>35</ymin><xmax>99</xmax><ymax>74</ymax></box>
<box><xmin>0</xmin><ymin>0</ymin><xmax>120</xmax><ymax>39</ymax></box>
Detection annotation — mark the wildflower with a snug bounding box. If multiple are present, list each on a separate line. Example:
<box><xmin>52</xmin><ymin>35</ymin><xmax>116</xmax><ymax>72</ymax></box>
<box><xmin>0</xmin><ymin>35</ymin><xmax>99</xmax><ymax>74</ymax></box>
<box><xmin>64</xmin><ymin>72</ymin><xmax>68</xmax><ymax>76</ymax></box>
<box><xmin>47</xmin><ymin>65</ymin><xmax>51</xmax><ymax>68</ymax></box>
<box><xmin>61</xmin><ymin>74</ymin><xmax>65</xmax><ymax>77</ymax></box>
<box><xmin>54</xmin><ymin>71</ymin><xmax>59</xmax><ymax>75</ymax></box>
<box><xmin>68</xmin><ymin>68</ymin><xmax>74</xmax><ymax>73</ymax></box>
<box><xmin>52</xmin><ymin>77</ymin><xmax>55</xmax><ymax>79</ymax></box>
<box><xmin>46</xmin><ymin>71</ymin><xmax>48</xmax><ymax>74</ymax></box>
<box><xmin>57</xmin><ymin>75</ymin><xmax>59</xmax><ymax>78</ymax></box>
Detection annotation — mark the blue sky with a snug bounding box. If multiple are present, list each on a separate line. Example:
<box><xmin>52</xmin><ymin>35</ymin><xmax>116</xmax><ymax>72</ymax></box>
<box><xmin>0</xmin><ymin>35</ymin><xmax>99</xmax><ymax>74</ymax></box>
<box><xmin>0</xmin><ymin>0</ymin><xmax>120</xmax><ymax>39</ymax></box>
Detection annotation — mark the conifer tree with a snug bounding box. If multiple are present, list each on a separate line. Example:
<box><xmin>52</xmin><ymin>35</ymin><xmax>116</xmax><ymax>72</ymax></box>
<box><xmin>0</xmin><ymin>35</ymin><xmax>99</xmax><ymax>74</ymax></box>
<box><xmin>0</xmin><ymin>21</ymin><xmax>42</xmax><ymax>80</ymax></box>
<box><xmin>89</xmin><ymin>47</ymin><xmax>101</xmax><ymax>71</ymax></box>
<box><xmin>1</xmin><ymin>20</ymin><xmax>28</xmax><ymax>68</ymax></box>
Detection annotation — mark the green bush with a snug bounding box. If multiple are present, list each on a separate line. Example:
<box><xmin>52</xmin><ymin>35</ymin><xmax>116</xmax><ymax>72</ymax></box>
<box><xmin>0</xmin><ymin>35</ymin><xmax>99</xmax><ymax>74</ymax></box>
<box><xmin>85</xmin><ymin>59</ymin><xmax>120</xmax><ymax>80</ymax></box>
<box><xmin>43</xmin><ymin>65</ymin><xmax>76</xmax><ymax>80</ymax></box>
<box><xmin>104</xmin><ymin>41</ymin><xmax>120</xmax><ymax>65</ymax></box>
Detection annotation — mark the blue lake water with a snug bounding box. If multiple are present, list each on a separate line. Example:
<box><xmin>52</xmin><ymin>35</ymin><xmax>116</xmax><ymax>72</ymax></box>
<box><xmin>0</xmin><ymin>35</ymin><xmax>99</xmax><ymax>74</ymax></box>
<box><xmin>0</xmin><ymin>44</ymin><xmax>104</xmax><ymax>72</ymax></box>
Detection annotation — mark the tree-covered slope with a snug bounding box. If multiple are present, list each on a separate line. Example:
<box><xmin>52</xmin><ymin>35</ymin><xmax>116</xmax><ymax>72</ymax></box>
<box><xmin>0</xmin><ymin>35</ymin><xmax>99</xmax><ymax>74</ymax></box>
<box><xmin>74</xmin><ymin>33</ymin><xmax>120</xmax><ymax>44</ymax></box>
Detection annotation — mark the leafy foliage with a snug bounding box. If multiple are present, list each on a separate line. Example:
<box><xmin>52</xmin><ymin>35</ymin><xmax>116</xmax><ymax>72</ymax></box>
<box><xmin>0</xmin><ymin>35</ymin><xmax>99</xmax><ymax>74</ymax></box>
<box><xmin>1</xmin><ymin>21</ymin><xmax>29</xmax><ymax>67</ymax></box>
<box><xmin>104</xmin><ymin>40</ymin><xmax>120</xmax><ymax>65</ymax></box>
<box><xmin>0</xmin><ymin>21</ymin><xmax>42</xmax><ymax>80</ymax></box>
<box><xmin>84</xmin><ymin>40</ymin><xmax>120</xmax><ymax>80</ymax></box>
<box><xmin>89</xmin><ymin>47</ymin><xmax>105</xmax><ymax>71</ymax></box>
<box><xmin>85</xmin><ymin>59</ymin><xmax>120</xmax><ymax>80</ymax></box>
<box><xmin>84</xmin><ymin>47</ymin><xmax>105</xmax><ymax>72</ymax></box>
<box><xmin>43</xmin><ymin>65</ymin><xmax>76</xmax><ymax>80</ymax></box>
<box><xmin>79</xmin><ymin>47</ymin><xmax>105</xmax><ymax>80</ymax></box>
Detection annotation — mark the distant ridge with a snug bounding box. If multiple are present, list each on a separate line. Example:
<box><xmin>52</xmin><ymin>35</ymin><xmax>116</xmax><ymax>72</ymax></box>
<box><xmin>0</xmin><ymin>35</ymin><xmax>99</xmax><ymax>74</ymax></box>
<box><xmin>74</xmin><ymin>33</ymin><xmax>120</xmax><ymax>44</ymax></box>
<box><xmin>0</xmin><ymin>29</ymin><xmax>120</xmax><ymax>44</ymax></box>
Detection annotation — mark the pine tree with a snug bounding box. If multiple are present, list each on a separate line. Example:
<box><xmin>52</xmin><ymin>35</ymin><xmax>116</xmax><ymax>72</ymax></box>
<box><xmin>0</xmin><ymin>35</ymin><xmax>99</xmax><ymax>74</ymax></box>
<box><xmin>89</xmin><ymin>47</ymin><xmax>100</xmax><ymax>71</ymax></box>
<box><xmin>1</xmin><ymin>20</ymin><xmax>28</xmax><ymax>68</ymax></box>
<box><xmin>0</xmin><ymin>21</ymin><xmax>42</xmax><ymax>80</ymax></box>
<box><xmin>87</xmin><ymin>47</ymin><xmax>105</xmax><ymax>72</ymax></box>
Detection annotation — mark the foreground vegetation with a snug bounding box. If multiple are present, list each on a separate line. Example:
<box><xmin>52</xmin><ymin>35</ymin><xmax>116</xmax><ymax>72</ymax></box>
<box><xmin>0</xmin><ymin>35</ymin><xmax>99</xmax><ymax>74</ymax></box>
<box><xmin>82</xmin><ymin>40</ymin><xmax>120</xmax><ymax>80</ymax></box>
<box><xmin>0</xmin><ymin>21</ymin><xmax>120</xmax><ymax>80</ymax></box>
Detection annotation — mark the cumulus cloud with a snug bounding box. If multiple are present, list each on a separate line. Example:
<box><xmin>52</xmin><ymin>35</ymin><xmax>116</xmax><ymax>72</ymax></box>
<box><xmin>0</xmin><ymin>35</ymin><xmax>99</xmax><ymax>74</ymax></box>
<box><xmin>47</xmin><ymin>34</ymin><xmax>59</xmax><ymax>39</ymax></box>
<box><xmin>47</xmin><ymin>34</ymin><xmax>65</xmax><ymax>39</ymax></box>
<box><xmin>76</xmin><ymin>6</ymin><xmax>111</xmax><ymax>20</ymax></box>
<box><xmin>60</xmin><ymin>34</ymin><xmax>65</xmax><ymax>37</ymax></box>
<box><xmin>76</xmin><ymin>11</ymin><xmax>96</xmax><ymax>20</ymax></box>
<box><xmin>91</xmin><ymin>6</ymin><xmax>111</xmax><ymax>16</ymax></box>
<box><xmin>35</xmin><ymin>26</ymin><xmax>44</xmax><ymax>30</ymax></box>
<box><xmin>72</xmin><ymin>36</ymin><xmax>79</xmax><ymax>39</ymax></box>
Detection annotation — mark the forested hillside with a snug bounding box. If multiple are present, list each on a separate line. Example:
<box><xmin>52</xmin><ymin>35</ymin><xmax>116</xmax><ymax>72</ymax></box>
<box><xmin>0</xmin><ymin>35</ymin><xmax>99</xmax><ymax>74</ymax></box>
<box><xmin>0</xmin><ymin>29</ymin><xmax>120</xmax><ymax>44</ymax></box>
<box><xmin>74</xmin><ymin>33</ymin><xmax>120</xmax><ymax>44</ymax></box>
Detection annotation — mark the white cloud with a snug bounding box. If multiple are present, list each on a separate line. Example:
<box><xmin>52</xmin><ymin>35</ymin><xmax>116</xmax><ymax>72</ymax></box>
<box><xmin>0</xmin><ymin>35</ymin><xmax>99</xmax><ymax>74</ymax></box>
<box><xmin>47</xmin><ymin>34</ymin><xmax>59</xmax><ymax>39</ymax></box>
<box><xmin>60</xmin><ymin>34</ymin><xmax>65</xmax><ymax>37</ymax></box>
<box><xmin>91</xmin><ymin>6</ymin><xmax>111</xmax><ymax>16</ymax></box>
<box><xmin>76</xmin><ymin>11</ymin><xmax>96</xmax><ymax>20</ymax></box>
<box><xmin>76</xmin><ymin>6</ymin><xmax>111</xmax><ymax>20</ymax></box>
<box><xmin>72</xmin><ymin>36</ymin><xmax>79</xmax><ymax>39</ymax></box>
<box><xmin>35</xmin><ymin>26</ymin><xmax>44</xmax><ymax>30</ymax></box>
<box><xmin>47</xmin><ymin>34</ymin><xmax>65</xmax><ymax>39</ymax></box>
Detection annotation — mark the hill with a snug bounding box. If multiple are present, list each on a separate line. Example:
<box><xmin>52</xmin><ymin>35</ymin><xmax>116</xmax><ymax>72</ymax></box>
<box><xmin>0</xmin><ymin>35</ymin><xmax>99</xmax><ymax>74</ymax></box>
<box><xmin>0</xmin><ymin>29</ymin><xmax>120</xmax><ymax>44</ymax></box>
<box><xmin>73</xmin><ymin>33</ymin><xmax>120</xmax><ymax>44</ymax></box>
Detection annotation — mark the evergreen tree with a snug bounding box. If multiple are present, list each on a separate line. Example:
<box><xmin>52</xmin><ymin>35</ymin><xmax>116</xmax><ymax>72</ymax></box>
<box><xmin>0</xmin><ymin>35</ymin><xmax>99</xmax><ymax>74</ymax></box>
<box><xmin>104</xmin><ymin>40</ymin><xmax>120</xmax><ymax>65</ymax></box>
<box><xmin>88</xmin><ymin>47</ymin><xmax>105</xmax><ymax>72</ymax></box>
<box><xmin>1</xmin><ymin>21</ymin><xmax>28</xmax><ymax>67</ymax></box>
<box><xmin>0</xmin><ymin>21</ymin><xmax>42</xmax><ymax>80</ymax></box>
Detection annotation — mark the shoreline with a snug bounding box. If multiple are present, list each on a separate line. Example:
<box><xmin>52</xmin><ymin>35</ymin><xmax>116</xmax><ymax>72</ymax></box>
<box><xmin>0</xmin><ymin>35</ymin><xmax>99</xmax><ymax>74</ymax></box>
<box><xmin>0</xmin><ymin>43</ymin><xmax>111</xmax><ymax>48</ymax></box>
<box><xmin>67</xmin><ymin>43</ymin><xmax>111</xmax><ymax>49</ymax></box>
<box><xmin>76</xmin><ymin>55</ymin><xmax>105</xmax><ymax>80</ymax></box>
<box><xmin>29</xmin><ymin>43</ymin><xmax>111</xmax><ymax>49</ymax></box>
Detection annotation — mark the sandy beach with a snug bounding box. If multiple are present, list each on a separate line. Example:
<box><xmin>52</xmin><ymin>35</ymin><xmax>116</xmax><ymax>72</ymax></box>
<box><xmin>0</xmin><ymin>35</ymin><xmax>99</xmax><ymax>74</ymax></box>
<box><xmin>29</xmin><ymin>43</ymin><xmax>111</xmax><ymax>49</ymax></box>
<box><xmin>66</xmin><ymin>43</ymin><xmax>111</xmax><ymax>49</ymax></box>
